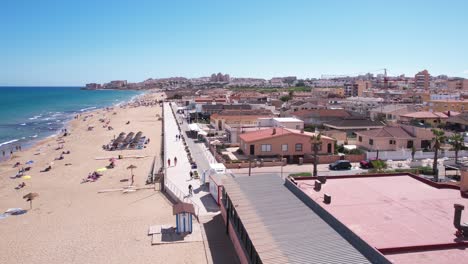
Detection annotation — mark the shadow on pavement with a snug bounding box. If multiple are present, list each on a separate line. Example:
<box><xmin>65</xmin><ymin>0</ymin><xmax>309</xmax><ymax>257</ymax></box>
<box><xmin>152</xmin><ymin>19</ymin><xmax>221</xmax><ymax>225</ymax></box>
<box><xmin>203</xmin><ymin>214</ymin><xmax>239</xmax><ymax>264</ymax></box>
<box><xmin>199</xmin><ymin>194</ymin><xmax>220</xmax><ymax>213</ymax></box>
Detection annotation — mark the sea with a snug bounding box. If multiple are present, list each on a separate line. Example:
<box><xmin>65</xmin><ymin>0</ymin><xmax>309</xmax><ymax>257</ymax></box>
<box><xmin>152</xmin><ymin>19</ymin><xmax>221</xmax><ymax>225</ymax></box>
<box><xmin>0</xmin><ymin>86</ymin><xmax>143</xmax><ymax>154</ymax></box>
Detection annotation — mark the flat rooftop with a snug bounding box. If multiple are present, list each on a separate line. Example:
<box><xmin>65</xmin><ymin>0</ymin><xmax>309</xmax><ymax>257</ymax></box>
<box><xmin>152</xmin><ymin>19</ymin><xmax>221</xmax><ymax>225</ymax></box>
<box><xmin>223</xmin><ymin>174</ymin><xmax>379</xmax><ymax>263</ymax></box>
<box><xmin>295</xmin><ymin>174</ymin><xmax>468</xmax><ymax>263</ymax></box>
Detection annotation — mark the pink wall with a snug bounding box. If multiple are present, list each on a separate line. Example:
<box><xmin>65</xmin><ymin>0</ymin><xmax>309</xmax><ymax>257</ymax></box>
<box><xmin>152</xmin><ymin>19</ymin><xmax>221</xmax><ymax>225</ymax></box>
<box><xmin>220</xmin><ymin>203</ymin><xmax>249</xmax><ymax>264</ymax></box>
<box><xmin>240</xmin><ymin>133</ymin><xmax>335</xmax><ymax>156</ymax></box>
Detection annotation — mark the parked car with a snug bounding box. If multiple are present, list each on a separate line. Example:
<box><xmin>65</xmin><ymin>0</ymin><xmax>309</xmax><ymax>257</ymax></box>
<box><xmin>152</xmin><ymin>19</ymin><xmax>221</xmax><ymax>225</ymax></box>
<box><xmin>329</xmin><ymin>160</ymin><xmax>352</xmax><ymax>170</ymax></box>
<box><xmin>360</xmin><ymin>160</ymin><xmax>373</xmax><ymax>169</ymax></box>
<box><xmin>359</xmin><ymin>159</ymin><xmax>382</xmax><ymax>169</ymax></box>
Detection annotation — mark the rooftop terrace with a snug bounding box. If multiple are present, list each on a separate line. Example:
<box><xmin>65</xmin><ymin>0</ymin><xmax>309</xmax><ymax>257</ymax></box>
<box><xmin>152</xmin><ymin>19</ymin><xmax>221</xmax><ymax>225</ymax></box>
<box><xmin>294</xmin><ymin>174</ymin><xmax>468</xmax><ymax>263</ymax></box>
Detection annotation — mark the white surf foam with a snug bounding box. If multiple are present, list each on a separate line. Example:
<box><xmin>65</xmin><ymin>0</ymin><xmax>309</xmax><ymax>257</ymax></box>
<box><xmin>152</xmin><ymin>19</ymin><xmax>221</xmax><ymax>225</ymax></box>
<box><xmin>0</xmin><ymin>139</ymin><xmax>19</xmax><ymax>147</ymax></box>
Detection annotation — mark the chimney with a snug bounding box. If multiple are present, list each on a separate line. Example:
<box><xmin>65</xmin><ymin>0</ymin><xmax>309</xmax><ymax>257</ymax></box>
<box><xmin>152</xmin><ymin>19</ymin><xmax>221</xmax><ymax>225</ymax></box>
<box><xmin>460</xmin><ymin>166</ymin><xmax>468</xmax><ymax>192</ymax></box>
<box><xmin>272</xmin><ymin>128</ymin><xmax>276</xmax><ymax>135</ymax></box>
<box><xmin>453</xmin><ymin>204</ymin><xmax>468</xmax><ymax>237</ymax></box>
<box><xmin>314</xmin><ymin>180</ymin><xmax>322</xmax><ymax>191</ymax></box>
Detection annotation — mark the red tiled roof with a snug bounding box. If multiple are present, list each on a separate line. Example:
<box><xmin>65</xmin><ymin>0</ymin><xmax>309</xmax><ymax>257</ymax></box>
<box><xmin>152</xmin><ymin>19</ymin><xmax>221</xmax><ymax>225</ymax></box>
<box><xmin>291</xmin><ymin>109</ymin><xmax>351</xmax><ymax>118</ymax></box>
<box><xmin>355</xmin><ymin>126</ymin><xmax>414</xmax><ymax>139</ymax></box>
<box><xmin>239</xmin><ymin>127</ymin><xmax>333</xmax><ymax>143</ymax></box>
<box><xmin>173</xmin><ymin>202</ymin><xmax>195</xmax><ymax>215</ymax></box>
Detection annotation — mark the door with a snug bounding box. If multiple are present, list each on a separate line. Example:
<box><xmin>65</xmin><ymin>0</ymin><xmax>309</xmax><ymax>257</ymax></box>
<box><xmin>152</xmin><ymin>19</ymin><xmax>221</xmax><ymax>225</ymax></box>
<box><xmin>327</xmin><ymin>143</ymin><xmax>332</xmax><ymax>154</ymax></box>
<box><xmin>250</xmin><ymin>144</ymin><xmax>255</xmax><ymax>155</ymax></box>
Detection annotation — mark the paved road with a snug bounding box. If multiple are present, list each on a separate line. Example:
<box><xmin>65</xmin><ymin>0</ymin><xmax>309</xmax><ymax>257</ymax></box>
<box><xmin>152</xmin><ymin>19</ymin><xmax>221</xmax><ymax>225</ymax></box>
<box><xmin>163</xmin><ymin>102</ymin><xmax>219</xmax><ymax>215</ymax></box>
<box><xmin>165</xmin><ymin>103</ymin><xmax>239</xmax><ymax>263</ymax></box>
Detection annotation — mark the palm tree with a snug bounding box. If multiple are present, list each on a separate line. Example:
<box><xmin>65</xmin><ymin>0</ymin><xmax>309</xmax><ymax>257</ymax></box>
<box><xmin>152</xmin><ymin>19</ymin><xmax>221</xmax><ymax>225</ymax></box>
<box><xmin>411</xmin><ymin>145</ymin><xmax>416</xmax><ymax>161</ymax></box>
<box><xmin>431</xmin><ymin>129</ymin><xmax>446</xmax><ymax>182</ymax></box>
<box><xmin>371</xmin><ymin>160</ymin><xmax>387</xmax><ymax>173</ymax></box>
<box><xmin>310</xmin><ymin>134</ymin><xmax>322</xmax><ymax>176</ymax></box>
<box><xmin>449</xmin><ymin>133</ymin><xmax>464</xmax><ymax>164</ymax></box>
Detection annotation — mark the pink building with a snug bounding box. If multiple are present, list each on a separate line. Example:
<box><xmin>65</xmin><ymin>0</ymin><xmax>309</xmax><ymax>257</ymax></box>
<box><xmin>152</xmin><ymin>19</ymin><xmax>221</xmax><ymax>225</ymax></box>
<box><xmin>239</xmin><ymin>127</ymin><xmax>335</xmax><ymax>163</ymax></box>
<box><xmin>355</xmin><ymin>125</ymin><xmax>434</xmax><ymax>151</ymax></box>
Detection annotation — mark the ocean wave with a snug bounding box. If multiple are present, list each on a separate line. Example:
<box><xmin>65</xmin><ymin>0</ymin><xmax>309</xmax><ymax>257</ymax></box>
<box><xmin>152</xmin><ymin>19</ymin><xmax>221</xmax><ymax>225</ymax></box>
<box><xmin>0</xmin><ymin>139</ymin><xmax>19</xmax><ymax>147</ymax></box>
<box><xmin>30</xmin><ymin>135</ymin><xmax>38</xmax><ymax>138</ymax></box>
<box><xmin>20</xmin><ymin>123</ymin><xmax>26</xmax><ymax>126</ymax></box>
<box><xmin>28</xmin><ymin>115</ymin><xmax>42</xmax><ymax>120</ymax></box>
<box><xmin>80</xmin><ymin>106</ymin><xmax>97</xmax><ymax>112</ymax></box>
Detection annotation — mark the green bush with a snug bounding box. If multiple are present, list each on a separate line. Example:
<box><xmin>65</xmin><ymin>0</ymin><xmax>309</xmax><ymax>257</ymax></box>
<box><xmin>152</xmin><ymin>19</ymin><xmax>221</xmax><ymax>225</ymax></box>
<box><xmin>346</xmin><ymin>148</ymin><xmax>363</xmax><ymax>155</ymax></box>
<box><xmin>289</xmin><ymin>172</ymin><xmax>312</xmax><ymax>178</ymax></box>
<box><xmin>235</xmin><ymin>149</ymin><xmax>244</xmax><ymax>155</ymax></box>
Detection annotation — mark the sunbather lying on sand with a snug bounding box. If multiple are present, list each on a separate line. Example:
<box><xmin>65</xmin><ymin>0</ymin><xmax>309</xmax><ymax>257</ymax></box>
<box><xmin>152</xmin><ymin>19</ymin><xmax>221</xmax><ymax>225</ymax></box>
<box><xmin>41</xmin><ymin>166</ymin><xmax>52</xmax><ymax>172</ymax></box>
<box><xmin>15</xmin><ymin>182</ymin><xmax>26</xmax><ymax>189</ymax></box>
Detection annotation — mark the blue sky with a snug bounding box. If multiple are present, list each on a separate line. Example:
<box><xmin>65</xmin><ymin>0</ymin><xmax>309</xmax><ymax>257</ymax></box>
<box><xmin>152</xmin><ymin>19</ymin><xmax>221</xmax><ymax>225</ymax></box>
<box><xmin>1</xmin><ymin>0</ymin><xmax>468</xmax><ymax>86</ymax></box>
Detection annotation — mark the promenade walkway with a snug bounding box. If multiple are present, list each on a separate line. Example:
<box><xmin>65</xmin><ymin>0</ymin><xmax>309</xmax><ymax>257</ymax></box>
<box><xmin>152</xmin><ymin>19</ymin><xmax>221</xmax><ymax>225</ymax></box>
<box><xmin>163</xmin><ymin>102</ymin><xmax>218</xmax><ymax>216</ymax></box>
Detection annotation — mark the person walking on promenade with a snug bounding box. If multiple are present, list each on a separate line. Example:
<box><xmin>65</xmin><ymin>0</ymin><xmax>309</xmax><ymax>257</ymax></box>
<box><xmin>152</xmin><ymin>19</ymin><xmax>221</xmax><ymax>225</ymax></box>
<box><xmin>167</xmin><ymin>158</ymin><xmax>171</xmax><ymax>167</ymax></box>
<box><xmin>188</xmin><ymin>184</ymin><xmax>193</xmax><ymax>196</ymax></box>
<box><xmin>174</xmin><ymin>156</ymin><xmax>178</xmax><ymax>166</ymax></box>
<box><xmin>189</xmin><ymin>171</ymin><xmax>193</xmax><ymax>179</ymax></box>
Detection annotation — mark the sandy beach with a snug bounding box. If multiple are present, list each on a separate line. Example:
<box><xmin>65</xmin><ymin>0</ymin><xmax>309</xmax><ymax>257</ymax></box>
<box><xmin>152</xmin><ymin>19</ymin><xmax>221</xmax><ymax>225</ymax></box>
<box><xmin>0</xmin><ymin>92</ymin><xmax>206</xmax><ymax>264</ymax></box>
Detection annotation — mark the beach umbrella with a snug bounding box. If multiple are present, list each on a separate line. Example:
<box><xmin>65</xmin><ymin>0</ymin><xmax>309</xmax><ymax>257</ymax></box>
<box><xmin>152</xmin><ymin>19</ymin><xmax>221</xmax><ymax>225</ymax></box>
<box><xmin>22</xmin><ymin>175</ymin><xmax>32</xmax><ymax>180</ymax></box>
<box><xmin>26</xmin><ymin>160</ymin><xmax>34</xmax><ymax>165</ymax></box>
<box><xmin>127</xmin><ymin>165</ymin><xmax>137</xmax><ymax>186</ymax></box>
<box><xmin>23</xmin><ymin>192</ymin><xmax>39</xmax><ymax>209</ymax></box>
<box><xmin>96</xmin><ymin>167</ymin><xmax>107</xmax><ymax>172</ymax></box>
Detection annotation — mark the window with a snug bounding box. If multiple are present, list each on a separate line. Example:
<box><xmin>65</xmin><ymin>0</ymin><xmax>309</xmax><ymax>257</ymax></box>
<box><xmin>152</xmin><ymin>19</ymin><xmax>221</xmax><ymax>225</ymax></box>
<box><xmin>261</xmin><ymin>144</ymin><xmax>271</xmax><ymax>152</ymax></box>
<box><xmin>369</xmin><ymin>139</ymin><xmax>374</xmax><ymax>145</ymax></box>
<box><xmin>282</xmin><ymin>144</ymin><xmax>288</xmax><ymax>151</ymax></box>
<box><xmin>358</xmin><ymin>136</ymin><xmax>362</xmax><ymax>142</ymax></box>
<box><xmin>295</xmin><ymin>143</ymin><xmax>303</xmax><ymax>151</ymax></box>
<box><xmin>407</xmin><ymin>140</ymin><xmax>414</xmax><ymax>149</ymax></box>
<box><xmin>296</xmin><ymin>125</ymin><xmax>300</xmax><ymax>129</ymax></box>
<box><xmin>421</xmin><ymin>140</ymin><xmax>431</xmax><ymax>149</ymax></box>
<box><xmin>389</xmin><ymin>140</ymin><xmax>395</xmax><ymax>145</ymax></box>
<box><xmin>311</xmin><ymin>143</ymin><xmax>322</xmax><ymax>151</ymax></box>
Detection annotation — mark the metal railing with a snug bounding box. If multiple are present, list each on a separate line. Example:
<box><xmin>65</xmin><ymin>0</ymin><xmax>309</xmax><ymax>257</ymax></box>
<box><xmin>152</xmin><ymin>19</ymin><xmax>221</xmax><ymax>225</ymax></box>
<box><xmin>164</xmin><ymin>176</ymin><xmax>201</xmax><ymax>216</ymax></box>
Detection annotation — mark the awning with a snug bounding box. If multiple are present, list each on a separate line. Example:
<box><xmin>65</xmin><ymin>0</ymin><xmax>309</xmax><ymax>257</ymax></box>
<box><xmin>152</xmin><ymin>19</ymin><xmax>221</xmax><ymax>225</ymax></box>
<box><xmin>188</xmin><ymin>123</ymin><xmax>199</xmax><ymax>131</ymax></box>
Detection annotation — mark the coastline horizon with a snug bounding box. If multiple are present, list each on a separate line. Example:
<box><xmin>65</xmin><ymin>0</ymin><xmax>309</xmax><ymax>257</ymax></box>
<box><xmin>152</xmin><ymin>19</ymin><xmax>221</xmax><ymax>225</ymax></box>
<box><xmin>0</xmin><ymin>87</ymin><xmax>145</xmax><ymax>160</ymax></box>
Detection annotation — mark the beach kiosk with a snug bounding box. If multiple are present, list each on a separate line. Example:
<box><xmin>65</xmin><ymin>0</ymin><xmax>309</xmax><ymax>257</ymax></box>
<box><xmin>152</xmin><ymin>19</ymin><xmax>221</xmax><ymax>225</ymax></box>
<box><xmin>173</xmin><ymin>202</ymin><xmax>195</xmax><ymax>233</ymax></box>
<box><xmin>202</xmin><ymin>163</ymin><xmax>226</xmax><ymax>184</ymax></box>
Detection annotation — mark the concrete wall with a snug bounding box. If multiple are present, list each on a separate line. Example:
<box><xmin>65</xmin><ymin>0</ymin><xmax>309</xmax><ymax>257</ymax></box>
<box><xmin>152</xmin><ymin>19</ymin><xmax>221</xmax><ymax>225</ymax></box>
<box><xmin>366</xmin><ymin>149</ymin><xmax>468</xmax><ymax>161</ymax></box>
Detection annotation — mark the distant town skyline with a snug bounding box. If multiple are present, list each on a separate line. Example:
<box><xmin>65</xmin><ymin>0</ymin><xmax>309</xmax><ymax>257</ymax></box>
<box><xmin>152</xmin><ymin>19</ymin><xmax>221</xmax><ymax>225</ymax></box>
<box><xmin>1</xmin><ymin>0</ymin><xmax>468</xmax><ymax>86</ymax></box>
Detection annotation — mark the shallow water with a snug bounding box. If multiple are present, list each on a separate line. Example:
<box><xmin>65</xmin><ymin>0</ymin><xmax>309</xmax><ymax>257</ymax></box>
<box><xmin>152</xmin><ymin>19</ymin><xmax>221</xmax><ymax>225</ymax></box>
<box><xmin>0</xmin><ymin>86</ymin><xmax>142</xmax><ymax>153</ymax></box>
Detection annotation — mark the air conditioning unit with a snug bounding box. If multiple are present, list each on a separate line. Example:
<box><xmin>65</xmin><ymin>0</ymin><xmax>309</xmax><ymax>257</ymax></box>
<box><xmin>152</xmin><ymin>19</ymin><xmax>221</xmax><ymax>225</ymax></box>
<box><xmin>314</xmin><ymin>180</ymin><xmax>322</xmax><ymax>191</ymax></box>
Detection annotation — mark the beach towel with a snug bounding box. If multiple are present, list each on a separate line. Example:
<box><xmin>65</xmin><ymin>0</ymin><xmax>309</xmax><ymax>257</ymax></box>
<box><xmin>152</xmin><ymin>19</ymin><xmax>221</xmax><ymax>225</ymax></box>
<box><xmin>4</xmin><ymin>208</ymin><xmax>27</xmax><ymax>215</ymax></box>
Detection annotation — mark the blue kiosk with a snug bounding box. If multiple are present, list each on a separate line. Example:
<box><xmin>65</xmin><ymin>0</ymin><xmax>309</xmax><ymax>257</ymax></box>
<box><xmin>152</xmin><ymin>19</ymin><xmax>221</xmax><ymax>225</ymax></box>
<box><xmin>173</xmin><ymin>202</ymin><xmax>195</xmax><ymax>233</ymax></box>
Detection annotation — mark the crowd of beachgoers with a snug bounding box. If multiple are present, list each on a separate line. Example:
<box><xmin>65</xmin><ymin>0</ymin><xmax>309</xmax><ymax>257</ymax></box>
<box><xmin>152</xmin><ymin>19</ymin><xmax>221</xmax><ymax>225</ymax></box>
<box><xmin>0</xmin><ymin>92</ymin><xmax>206</xmax><ymax>264</ymax></box>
